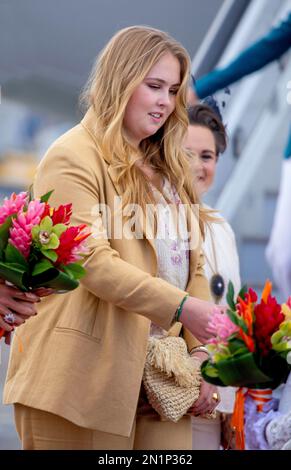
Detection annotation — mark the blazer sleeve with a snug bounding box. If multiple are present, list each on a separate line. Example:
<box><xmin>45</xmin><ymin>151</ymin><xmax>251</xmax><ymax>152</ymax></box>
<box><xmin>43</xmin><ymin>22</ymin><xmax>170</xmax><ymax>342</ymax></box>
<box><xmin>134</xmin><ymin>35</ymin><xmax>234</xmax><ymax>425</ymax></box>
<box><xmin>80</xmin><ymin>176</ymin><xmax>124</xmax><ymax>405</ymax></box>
<box><xmin>183</xmin><ymin>250</ymin><xmax>211</xmax><ymax>350</ymax></box>
<box><xmin>34</xmin><ymin>144</ymin><xmax>190</xmax><ymax>331</ymax></box>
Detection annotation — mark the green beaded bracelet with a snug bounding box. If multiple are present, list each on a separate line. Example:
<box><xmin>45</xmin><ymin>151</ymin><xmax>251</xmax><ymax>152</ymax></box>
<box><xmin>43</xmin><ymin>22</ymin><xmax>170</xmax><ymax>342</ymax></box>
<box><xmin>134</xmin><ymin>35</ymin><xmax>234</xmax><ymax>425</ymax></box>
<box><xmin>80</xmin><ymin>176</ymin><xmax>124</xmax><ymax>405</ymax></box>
<box><xmin>175</xmin><ymin>294</ymin><xmax>189</xmax><ymax>322</ymax></box>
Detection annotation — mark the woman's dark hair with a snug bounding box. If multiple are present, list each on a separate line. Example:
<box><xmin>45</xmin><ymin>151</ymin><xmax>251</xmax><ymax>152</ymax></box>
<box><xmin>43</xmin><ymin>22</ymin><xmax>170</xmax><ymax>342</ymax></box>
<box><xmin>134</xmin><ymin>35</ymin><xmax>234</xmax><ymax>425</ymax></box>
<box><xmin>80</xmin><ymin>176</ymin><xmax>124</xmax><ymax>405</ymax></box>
<box><xmin>187</xmin><ymin>104</ymin><xmax>227</xmax><ymax>156</ymax></box>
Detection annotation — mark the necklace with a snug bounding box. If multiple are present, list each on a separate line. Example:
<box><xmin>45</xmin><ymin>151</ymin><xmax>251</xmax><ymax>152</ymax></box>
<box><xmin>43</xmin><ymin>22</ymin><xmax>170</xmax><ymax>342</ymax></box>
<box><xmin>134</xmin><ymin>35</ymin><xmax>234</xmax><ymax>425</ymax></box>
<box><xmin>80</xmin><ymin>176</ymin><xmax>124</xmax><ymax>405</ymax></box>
<box><xmin>203</xmin><ymin>227</ymin><xmax>225</xmax><ymax>304</ymax></box>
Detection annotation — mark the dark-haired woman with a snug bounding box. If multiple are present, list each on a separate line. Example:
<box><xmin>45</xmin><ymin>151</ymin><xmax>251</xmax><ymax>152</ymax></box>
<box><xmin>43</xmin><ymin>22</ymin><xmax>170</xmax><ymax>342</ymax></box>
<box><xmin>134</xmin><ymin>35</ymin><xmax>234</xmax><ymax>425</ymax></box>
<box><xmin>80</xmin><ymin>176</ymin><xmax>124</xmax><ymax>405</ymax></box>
<box><xmin>184</xmin><ymin>104</ymin><xmax>241</xmax><ymax>449</ymax></box>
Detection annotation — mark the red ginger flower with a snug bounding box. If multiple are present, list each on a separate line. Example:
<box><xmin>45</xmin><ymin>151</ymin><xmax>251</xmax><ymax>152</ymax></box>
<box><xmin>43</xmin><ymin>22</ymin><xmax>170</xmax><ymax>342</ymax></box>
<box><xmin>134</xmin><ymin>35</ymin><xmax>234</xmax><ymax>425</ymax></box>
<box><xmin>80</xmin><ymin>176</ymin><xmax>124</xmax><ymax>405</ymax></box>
<box><xmin>254</xmin><ymin>296</ymin><xmax>284</xmax><ymax>356</ymax></box>
<box><xmin>51</xmin><ymin>204</ymin><xmax>72</xmax><ymax>225</ymax></box>
<box><xmin>41</xmin><ymin>203</ymin><xmax>51</xmax><ymax>220</ymax></box>
<box><xmin>41</xmin><ymin>203</ymin><xmax>72</xmax><ymax>225</ymax></box>
<box><xmin>55</xmin><ymin>224</ymin><xmax>90</xmax><ymax>265</ymax></box>
<box><xmin>247</xmin><ymin>288</ymin><xmax>258</xmax><ymax>303</ymax></box>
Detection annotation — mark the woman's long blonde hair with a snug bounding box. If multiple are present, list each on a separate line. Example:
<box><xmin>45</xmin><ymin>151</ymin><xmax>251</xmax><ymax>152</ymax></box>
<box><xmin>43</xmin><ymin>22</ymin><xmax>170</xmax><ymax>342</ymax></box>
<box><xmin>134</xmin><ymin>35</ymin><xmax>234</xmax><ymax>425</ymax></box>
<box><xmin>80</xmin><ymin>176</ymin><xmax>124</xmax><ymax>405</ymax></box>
<box><xmin>81</xmin><ymin>26</ymin><xmax>211</xmax><ymax>234</ymax></box>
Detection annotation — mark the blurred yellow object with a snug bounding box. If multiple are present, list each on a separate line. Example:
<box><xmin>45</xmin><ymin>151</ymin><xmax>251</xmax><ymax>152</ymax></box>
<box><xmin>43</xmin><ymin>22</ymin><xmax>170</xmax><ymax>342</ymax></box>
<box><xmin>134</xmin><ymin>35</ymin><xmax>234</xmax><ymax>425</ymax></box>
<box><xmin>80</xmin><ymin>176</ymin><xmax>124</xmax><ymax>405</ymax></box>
<box><xmin>0</xmin><ymin>152</ymin><xmax>37</xmax><ymax>188</ymax></box>
<box><xmin>282</xmin><ymin>303</ymin><xmax>291</xmax><ymax>320</ymax></box>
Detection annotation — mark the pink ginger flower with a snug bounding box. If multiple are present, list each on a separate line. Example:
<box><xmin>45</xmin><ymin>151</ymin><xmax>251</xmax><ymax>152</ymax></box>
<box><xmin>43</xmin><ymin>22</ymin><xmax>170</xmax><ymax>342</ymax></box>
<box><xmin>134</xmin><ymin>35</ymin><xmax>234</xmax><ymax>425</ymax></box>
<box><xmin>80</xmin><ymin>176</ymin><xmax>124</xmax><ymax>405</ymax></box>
<box><xmin>0</xmin><ymin>192</ymin><xmax>28</xmax><ymax>225</ymax></box>
<box><xmin>9</xmin><ymin>199</ymin><xmax>45</xmax><ymax>258</ymax></box>
<box><xmin>207</xmin><ymin>311</ymin><xmax>239</xmax><ymax>345</ymax></box>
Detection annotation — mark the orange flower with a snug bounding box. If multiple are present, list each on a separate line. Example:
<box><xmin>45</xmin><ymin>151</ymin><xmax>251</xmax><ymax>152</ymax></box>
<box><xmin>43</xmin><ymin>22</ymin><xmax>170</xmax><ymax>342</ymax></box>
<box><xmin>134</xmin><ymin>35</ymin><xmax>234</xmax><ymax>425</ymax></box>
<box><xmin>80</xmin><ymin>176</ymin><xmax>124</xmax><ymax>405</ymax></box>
<box><xmin>237</xmin><ymin>293</ymin><xmax>255</xmax><ymax>352</ymax></box>
<box><xmin>261</xmin><ymin>280</ymin><xmax>272</xmax><ymax>304</ymax></box>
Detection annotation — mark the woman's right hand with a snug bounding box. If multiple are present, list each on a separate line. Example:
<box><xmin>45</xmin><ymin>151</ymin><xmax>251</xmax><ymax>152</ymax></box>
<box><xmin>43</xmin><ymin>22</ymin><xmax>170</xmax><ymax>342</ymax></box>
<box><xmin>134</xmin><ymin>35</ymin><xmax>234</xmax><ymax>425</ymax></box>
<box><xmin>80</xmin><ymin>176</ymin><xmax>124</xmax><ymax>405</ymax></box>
<box><xmin>179</xmin><ymin>296</ymin><xmax>226</xmax><ymax>343</ymax></box>
<box><xmin>0</xmin><ymin>281</ymin><xmax>40</xmax><ymax>333</ymax></box>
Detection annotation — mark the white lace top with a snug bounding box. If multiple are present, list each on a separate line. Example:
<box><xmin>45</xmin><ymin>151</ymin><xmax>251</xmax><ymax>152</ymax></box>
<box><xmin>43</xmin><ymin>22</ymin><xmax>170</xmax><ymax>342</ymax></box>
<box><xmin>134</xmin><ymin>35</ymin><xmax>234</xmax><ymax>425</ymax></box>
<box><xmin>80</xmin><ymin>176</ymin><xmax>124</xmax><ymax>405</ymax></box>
<box><xmin>150</xmin><ymin>179</ymin><xmax>190</xmax><ymax>336</ymax></box>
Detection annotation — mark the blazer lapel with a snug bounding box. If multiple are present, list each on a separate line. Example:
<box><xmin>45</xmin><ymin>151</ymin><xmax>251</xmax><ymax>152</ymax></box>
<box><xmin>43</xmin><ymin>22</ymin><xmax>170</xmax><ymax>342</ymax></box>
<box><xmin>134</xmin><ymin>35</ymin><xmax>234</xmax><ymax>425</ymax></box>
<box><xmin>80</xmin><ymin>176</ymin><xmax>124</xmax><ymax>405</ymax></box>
<box><xmin>182</xmin><ymin>194</ymin><xmax>201</xmax><ymax>290</ymax></box>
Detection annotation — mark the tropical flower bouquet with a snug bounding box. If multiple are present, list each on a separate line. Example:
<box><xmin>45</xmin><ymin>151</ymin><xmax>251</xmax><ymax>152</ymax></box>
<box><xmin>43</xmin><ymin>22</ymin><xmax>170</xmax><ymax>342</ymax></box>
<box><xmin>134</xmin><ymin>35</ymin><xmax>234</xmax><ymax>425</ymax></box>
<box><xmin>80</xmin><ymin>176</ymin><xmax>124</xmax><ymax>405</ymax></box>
<box><xmin>0</xmin><ymin>190</ymin><xmax>90</xmax><ymax>340</ymax></box>
<box><xmin>201</xmin><ymin>281</ymin><xmax>291</xmax><ymax>449</ymax></box>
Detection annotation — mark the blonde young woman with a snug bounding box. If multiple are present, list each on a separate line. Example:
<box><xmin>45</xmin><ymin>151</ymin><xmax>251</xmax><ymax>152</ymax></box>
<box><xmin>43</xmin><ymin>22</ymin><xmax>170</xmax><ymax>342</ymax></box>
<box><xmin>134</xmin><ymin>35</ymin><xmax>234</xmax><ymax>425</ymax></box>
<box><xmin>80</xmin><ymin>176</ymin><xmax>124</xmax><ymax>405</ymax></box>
<box><xmin>184</xmin><ymin>104</ymin><xmax>241</xmax><ymax>449</ymax></box>
<box><xmin>4</xmin><ymin>27</ymin><xmax>223</xmax><ymax>450</ymax></box>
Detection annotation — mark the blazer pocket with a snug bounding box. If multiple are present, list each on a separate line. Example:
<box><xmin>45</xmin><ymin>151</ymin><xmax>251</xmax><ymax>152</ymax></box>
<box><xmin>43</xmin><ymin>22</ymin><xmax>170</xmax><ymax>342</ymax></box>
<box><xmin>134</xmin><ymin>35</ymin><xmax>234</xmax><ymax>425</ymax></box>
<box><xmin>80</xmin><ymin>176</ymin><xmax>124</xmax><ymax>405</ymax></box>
<box><xmin>55</xmin><ymin>292</ymin><xmax>103</xmax><ymax>340</ymax></box>
<box><xmin>54</xmin><ymin>326</ymin><xmax>101</xmax><ymax>344</ymax></box>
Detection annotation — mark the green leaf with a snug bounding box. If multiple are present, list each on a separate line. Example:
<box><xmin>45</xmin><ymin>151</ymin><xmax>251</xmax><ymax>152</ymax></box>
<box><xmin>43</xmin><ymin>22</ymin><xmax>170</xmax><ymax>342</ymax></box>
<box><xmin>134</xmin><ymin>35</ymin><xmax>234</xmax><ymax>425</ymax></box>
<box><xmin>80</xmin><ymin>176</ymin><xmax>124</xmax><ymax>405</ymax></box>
<box><xmin>228</xmin><ymin>337</ymin><xmax>247</xmax><ymax>355</ymax></box>
<box><xmin>203</xmin><ymin>362</ymin><xmax>219</xmax><ymax>377</ymax></box>
<box><xmin>0</xmin><ymin>261</ymin><xmax>29</xmax><ymax>291</ymax></box>
<box><xmin>216</xmin><ymin>352</ymin><xmax>274</xmax><ymax>387</ymax></box>
<box><xmin>40</xmin><ymin>190</ymin><xmax>54</xmax><ymax>204</ymax></box>
<box><xmin>62</xmin><ymin>263</ymin><xmax>86</xmax><ymax>280</ymax></box>
<box><xmin>226</xmin><ymin>308</ymin><xmax>248</xmax><ymax>334</ymax></box>
<box><xmin>27</xmin><ymin>185</ymin><xmax>34</xmax><ymax>201</ymax></box>
<box><xmin>31</xmin><ymin>269</ymin><xmax>79</xmax><ymax>292</ymax></box>
<box><xmin>5</xmin><ymin>243</ymin><xmax>29</xmax><ymax>269</ymax></box>
<box><xmin>28</xmin><ymin>249</ymin><xmax>41</xmax><ymax>264</ymax></box>
<box><xmin>0</xmin><ymin>216</ymin><xmax>14</xmax><ymax>258</ymax></box>
<box><xmin>200</xmin><ymin>360</ymin><xmax>225</xmax><ymax>386</ymax></box>
<box><xmin>226</xmin><ymin>281</ymin><xmax>235</xmax><ymax>310</ymax></box>
<box><xmin>41</xmin><ymin>249</ymin><xmax>58</xmax><ymax>262</ymax></box>
<box><xmin>32</xmin><ymin>259</ymin><xmax>53</xmax><ymax>276</ymax></box>
<box><xmin>238</xmin><ymin>284</ymin><xmax>248</xmax><ymax>301</ymax></box>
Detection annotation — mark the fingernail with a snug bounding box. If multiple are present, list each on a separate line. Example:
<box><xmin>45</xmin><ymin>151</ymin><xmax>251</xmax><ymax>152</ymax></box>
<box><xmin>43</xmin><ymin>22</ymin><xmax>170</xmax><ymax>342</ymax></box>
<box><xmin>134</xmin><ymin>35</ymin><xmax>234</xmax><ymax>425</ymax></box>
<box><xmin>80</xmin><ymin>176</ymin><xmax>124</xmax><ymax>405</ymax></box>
<box><xmin>25</xmin><ymin>293</ymin><xmax>40</xmax><ymax>301</ymax></box>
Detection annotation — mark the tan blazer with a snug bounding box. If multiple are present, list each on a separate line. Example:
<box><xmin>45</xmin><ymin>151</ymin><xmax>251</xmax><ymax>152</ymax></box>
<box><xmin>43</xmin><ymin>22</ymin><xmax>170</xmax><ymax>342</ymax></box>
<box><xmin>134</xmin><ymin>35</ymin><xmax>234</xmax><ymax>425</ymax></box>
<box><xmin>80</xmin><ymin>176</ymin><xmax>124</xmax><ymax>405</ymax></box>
<box><xmin>3</xmin><ymin>107</ymin><xmax>210</xmax><ymax>437</ymax></box>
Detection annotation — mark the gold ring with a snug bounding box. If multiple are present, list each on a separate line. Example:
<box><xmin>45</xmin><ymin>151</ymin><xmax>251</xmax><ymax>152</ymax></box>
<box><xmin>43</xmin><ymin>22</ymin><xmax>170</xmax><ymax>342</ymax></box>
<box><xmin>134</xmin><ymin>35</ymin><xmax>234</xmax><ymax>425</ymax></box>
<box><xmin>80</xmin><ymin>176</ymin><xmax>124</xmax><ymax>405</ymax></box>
<box><xmin>212</xmin><ymin>392</ymin><xmax>219</xmax><ymax>402</ymax></box>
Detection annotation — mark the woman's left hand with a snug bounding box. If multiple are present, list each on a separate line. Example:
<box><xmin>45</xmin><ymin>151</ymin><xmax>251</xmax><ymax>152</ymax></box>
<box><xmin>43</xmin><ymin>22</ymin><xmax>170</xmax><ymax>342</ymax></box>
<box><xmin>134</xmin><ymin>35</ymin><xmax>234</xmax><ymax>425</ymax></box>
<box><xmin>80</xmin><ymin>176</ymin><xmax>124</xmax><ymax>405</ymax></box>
<box><xmin>188</xmin><ymin>350</ymin><xmax>220</xmax><ymax>416</ymax></box>
<box><xmin>190</xmin><ymin>380</ymin><xmax>220</xmax><ymax>416</ymax></box>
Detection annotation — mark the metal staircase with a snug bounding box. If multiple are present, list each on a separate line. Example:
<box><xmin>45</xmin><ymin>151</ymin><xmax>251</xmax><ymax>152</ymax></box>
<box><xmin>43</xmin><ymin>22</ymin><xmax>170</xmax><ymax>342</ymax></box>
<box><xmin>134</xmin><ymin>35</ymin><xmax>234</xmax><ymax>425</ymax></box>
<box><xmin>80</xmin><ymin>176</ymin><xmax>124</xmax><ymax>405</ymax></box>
<box><xmin>194</xmin><ymin>0</ymin><xmax>291</xmax><ymax>301</ymax></box>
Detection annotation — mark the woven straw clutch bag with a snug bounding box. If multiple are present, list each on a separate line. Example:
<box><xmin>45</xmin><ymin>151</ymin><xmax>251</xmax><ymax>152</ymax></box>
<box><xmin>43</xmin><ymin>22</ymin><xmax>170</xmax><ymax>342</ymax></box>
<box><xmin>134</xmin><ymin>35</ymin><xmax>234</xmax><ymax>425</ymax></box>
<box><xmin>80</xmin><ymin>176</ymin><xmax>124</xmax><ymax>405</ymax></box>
<box><xmin>143</xmin><ymin>335</ymin><xmax>203</xmax><ymax>422</ymax></box>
